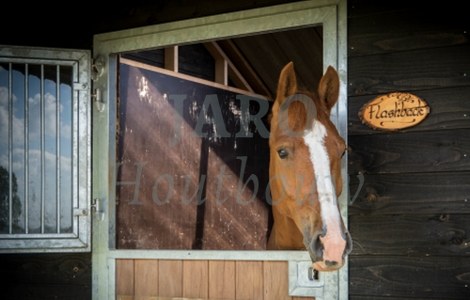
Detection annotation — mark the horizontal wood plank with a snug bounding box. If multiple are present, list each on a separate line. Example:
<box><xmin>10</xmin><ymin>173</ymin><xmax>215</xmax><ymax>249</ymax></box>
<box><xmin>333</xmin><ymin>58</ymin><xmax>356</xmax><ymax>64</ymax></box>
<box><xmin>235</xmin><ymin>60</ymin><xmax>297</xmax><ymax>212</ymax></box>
<box><xmin>349</xmin><ymin>172</ymin><xmax>470</xmax><ymax>215</ymax></box>
<box><xmin>349</xmin><ymin>256</ymin><xmax>470</xmax><ymax>299</ymax></box>
<box><xmin>348</xmin><ymin>86</ymin><xmax>470</xmax><ymax>135</ymax></box>
<box><xmin>349</xmin><ymin>213</ymin><xmax>470</xmax><ymax>256</ymax></box>
<box><xmin>348</xmin><ymin>44</ymin><xmax>470</xmax><ymax>96</ymax></box>
<box><xmin>348</xmin><ymin>128</ymin><xmax>470</xmax><ymax>174</ymax></box>
<box><xmin>0</xmin><ymin>253</ymin><xmax>91</xmax><ymax>300</ymax></box>
<box><xmin>7</xmin><ymin>283</ymin><xmax>92</xmax><ymax>300</ymax></box>
<box><xmin>347</xmin><ymin>0</ymin><xmax>469</xmax><ymax>21</ymax></box>
<box><xmin>349</xmin><ymin>26</ymin><xmax>468</xmax><ymax>58</ymax></box>
<box><xmin>0</xmin><ymin>253</ymin><xmax>91</xmax><ymax>285</ymax></box>
<box><xmin>348</xmin><ymin>3</ymin><xmax>469</xmax><ymax>56</ymax></box>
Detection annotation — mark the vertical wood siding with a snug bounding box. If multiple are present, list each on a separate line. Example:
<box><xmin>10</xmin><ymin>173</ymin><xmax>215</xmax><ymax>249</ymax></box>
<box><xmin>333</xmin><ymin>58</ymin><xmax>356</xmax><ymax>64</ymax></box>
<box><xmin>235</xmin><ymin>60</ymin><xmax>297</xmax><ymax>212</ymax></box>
<box><xmin>116</xmin><ymin>259</ymin><xmax>314</xmax><ymax>300</ymax></box>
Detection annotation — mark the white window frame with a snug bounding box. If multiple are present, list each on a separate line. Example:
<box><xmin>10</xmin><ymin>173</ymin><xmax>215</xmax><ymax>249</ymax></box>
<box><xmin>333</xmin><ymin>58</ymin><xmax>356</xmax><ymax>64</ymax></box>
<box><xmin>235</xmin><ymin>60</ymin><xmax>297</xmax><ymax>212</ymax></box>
<box><xmin>92</xmin><ymin>0</ymin><xmax>348</xmax><ymax>298</ymax></box>
<box><xmin>0</xmin><ymin>46</ymin><xmax>92</xmax><ymax>252</ymax></box>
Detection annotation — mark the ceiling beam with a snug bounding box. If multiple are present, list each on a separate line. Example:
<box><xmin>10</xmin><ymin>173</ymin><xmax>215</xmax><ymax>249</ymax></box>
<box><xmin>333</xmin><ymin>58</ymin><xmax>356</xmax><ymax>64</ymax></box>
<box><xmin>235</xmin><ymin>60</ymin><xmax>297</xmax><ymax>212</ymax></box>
<box><xmin>217</xmin><ymin>39</ymin><xmax>272</xmax><ymax>98</ymax></box>
<box><xmin>204</xmin><ymin>41</ymin><xmax>255</xmax><ymax>93</ymax></box>
<box><xmin>164</xmin><ymin>46</ymin><xmax>178</xmax><ymax>72</ymax></box>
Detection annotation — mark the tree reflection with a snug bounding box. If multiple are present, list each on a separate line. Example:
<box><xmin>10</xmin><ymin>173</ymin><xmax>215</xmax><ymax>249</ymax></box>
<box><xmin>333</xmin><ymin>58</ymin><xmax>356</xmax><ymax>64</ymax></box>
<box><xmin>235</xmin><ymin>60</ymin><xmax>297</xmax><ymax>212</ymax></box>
<box><xmin>0</xmin><ymin>166</ymin><xmax>22</xmax><ymax>233</ymax></box>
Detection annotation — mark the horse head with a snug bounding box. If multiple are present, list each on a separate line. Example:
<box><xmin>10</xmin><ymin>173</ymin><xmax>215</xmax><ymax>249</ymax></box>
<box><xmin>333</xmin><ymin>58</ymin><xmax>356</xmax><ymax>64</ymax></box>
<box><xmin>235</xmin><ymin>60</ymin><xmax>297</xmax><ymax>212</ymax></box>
<box><xmin>267</xmin><ymin>62</ymin><xmax>352</xmax><ymax>271</ymax></box>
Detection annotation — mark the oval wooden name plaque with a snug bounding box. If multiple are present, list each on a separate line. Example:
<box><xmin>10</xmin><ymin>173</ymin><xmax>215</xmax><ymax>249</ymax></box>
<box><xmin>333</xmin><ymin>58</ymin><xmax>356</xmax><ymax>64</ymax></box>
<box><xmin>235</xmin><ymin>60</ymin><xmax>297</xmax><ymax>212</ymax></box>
<box><xmin>359</xmin><ymin>92</ymin><xmax>430</xmax><ymax>131</ymax></box>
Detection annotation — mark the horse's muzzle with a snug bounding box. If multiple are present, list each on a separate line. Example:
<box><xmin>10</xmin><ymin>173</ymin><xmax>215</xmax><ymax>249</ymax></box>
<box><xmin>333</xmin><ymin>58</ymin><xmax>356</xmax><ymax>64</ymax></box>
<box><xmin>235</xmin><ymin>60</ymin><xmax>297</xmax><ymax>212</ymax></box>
<box><xmin>307</xmin><ymin>229</ymin><xmax>352</xmax><ymax>272</ymax></box>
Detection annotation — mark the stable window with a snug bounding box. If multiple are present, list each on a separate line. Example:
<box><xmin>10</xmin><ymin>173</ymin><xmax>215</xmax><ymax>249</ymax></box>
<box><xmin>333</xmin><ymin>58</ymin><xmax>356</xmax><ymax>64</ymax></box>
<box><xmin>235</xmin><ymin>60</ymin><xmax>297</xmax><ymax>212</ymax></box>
<box><xmin>113</xmin><ymin>25</ymin><xmax>326</xmax><ymax>251</ymax></box>
<box><xmin>0</xmin><ymin>47</ymin><xmax>91</xmax><ymax>252</ymax></box>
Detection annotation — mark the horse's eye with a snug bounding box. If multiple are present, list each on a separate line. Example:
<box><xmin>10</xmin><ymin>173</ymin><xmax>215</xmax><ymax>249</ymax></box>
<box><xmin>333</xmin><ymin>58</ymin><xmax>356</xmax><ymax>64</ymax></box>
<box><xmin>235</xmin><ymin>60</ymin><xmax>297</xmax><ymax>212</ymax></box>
<box><xmin>277</xmin><ymin>148</ymin><xmax>289</xmax><ymax>159</ymax></box>
<box><xmin>342</xmin><ymin>145</ymin><xmax>349</xmax><ymax>158</ymax></box>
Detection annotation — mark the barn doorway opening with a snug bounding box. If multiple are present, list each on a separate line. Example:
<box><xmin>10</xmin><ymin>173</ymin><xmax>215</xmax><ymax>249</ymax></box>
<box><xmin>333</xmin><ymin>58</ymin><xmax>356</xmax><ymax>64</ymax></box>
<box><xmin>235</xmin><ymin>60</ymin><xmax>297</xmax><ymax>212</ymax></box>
<box><xmin>114</xmin><ymin>26</ymin><xmax>323</xmax><ymax>250</ymax></box>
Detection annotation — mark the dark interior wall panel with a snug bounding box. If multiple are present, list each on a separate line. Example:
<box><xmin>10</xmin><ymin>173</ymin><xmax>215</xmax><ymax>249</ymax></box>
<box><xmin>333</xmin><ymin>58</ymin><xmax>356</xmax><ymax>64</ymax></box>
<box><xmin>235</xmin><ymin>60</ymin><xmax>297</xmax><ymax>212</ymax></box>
<box><xmin>116</xmin><ymin>62</ymin><xmax>271</xmax><ymax>250</ymax></box>
<box><xmin>116</xmin><ymin>63</ymin><xmax>200</xmax><ymax>249</ymax></box>
<box><xmin>178</xmin><ymin>44</ymin><xmax>215</xmax><ymax>81</ymax></box>
<box><xmin>232</xmin><ymin>26</ymin><xmax>323</xmax><ymax>96</ymax></box>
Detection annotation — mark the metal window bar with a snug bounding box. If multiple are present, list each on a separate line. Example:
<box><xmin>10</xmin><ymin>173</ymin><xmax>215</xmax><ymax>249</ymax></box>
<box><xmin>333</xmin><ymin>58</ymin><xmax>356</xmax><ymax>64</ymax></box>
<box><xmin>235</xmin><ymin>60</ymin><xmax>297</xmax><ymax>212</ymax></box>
<box><xmin>24</xmin><ymin>63</ymin><xmax>29</xmax><ymax>234</ymax></box>
<box><xmin>0</xmin><ymin>46</ymin><xmax>91</xmax><ymax>252</ymax></box>
<box><xmin>72</xmin><ymin>64</ymin><xmax>78</xmax><ymax>237</ymax></box>
<box><xmin>40</xmin><ymin>64</ymin><xmax>45</xmax><ymax>234</ymax></box>
<box><xmin>8</xmin><ymin>63</ymin><xmax>13</xmax><ymax>235</ymax></box>
<box><xmin>5</xmin><ymin>63</ymin><xmax>67</xmax><ymax>236</ymax></box>
<box><xmin>56</xmin><ymin>65</ymin><xmax>61</xmax><ymax>234</ymax></box>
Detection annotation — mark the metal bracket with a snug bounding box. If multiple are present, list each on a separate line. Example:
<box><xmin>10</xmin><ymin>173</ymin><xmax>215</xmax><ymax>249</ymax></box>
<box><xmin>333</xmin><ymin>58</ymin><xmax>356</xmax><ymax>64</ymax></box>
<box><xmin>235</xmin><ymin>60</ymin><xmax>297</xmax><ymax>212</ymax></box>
<box><xmin>91</xmin><ymin>198</ymin><xmax>105</xmax><ymax>221</ymax></box>
<box><xmin>73</xmin><ymin>208</ymin><xmax>89</xmax><ymax>217</ymax></box>
<box><xmin>289</xmin><ymin>260</ymin><xmax>324</xmax><ymax>298</ymax></box>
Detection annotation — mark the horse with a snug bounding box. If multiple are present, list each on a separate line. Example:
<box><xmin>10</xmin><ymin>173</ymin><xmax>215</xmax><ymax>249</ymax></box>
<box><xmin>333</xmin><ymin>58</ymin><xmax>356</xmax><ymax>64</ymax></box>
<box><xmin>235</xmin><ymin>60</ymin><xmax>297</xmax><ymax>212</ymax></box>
<box><xmin>267</xmin><ymin>62</ymin><xmax>352</xmax><ymax>272</ymax></box>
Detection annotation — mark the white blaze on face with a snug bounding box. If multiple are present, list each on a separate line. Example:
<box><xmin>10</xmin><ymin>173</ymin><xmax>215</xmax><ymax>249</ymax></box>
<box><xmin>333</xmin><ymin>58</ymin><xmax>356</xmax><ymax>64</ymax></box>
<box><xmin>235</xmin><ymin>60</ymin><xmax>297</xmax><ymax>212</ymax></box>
<box><xmin>303</xmin><ymin>120</ymin><xmax>346</xmax><ymax>263</ymax></box>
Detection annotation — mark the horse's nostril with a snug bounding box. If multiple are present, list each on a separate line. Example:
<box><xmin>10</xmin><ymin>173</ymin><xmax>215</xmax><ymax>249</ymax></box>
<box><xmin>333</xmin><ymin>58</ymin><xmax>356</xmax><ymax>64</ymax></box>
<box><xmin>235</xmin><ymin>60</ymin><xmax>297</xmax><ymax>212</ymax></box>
<box><xmin>324</xmin><ymin>260</ymin><xmax>338</xmax><ymax>267</ymax></box>
<box><xmin>306</xmin><ymin>231</ymin><xmax>324</xmax><ymax>262</ymax></box>
<box><xmin>314</xmin><ymin>234</ymin><xmax>323</xmax><ymax>259</ymax></box>
<box><xmin>344</xmin><ymin>231</ymin><xmax>353</xmax><ymax>255</ymax></box>
<box><xmin>321</xmin><ymin>225</ymin><xmax>327</xmax><ymax>237</ymax></box>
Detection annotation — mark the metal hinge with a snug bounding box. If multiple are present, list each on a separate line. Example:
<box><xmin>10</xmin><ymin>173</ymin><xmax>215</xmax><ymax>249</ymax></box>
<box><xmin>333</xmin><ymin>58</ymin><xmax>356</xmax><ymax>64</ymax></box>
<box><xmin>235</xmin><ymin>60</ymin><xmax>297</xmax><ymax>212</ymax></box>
<box><xmin>92</xmin><ymin>87</ymin><xmax>105</xmax><ymax>112</ymax></box>
<box><xmin>91</xmin><ymin>56</ymin><xmax>105</xmax><ymax>81</ymax></box>
<box><xmin>91</xmin><ymin>56</ymin><xmax>106</xmax><ymax>112</ymax></box>
<box><xmin>91</xmin><ymin>198</ymin><xmax>105</xmax><ymax>221</ymax></box>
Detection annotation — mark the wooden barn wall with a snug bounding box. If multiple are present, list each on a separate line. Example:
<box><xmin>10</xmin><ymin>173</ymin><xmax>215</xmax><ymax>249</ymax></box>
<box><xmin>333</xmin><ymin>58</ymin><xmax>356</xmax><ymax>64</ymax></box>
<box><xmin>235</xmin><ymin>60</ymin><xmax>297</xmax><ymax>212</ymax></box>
<box><xmin>3</xmin><ymin>0</ymin><xmax>470</xmax><ymax>299</ymax></box>
<box><xmin>0</xmin><ymin>253</ymin><xmax>91</xmax><ymax>300</ymax></box>
<box><xmin>347</xmin><ymin>1</ymin><xmax>470</xmax><ymax>299</ymax></box>
<box><xmin>115</xmin><ymin>259</ymin><xmax>313</xmax><ymax>300</ymax></box>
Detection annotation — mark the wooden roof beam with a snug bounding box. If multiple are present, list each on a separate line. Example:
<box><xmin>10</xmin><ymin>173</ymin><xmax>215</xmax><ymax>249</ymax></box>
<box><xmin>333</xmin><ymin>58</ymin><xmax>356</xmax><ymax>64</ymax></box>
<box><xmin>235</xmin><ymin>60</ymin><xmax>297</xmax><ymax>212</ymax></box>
<box><xmin>204</xmin><ymin>41</ymin><xmax>254</xmax><ymax>93</ymax></box>
<box><xmin>216</xmin><ymin>39</ymin><xmax>272</xmax><ymax>99</ymax></box>
<box><xmin>164</xmin><ymin>46</ymin><xmax>178</xmax><ymax>72</ymax></box>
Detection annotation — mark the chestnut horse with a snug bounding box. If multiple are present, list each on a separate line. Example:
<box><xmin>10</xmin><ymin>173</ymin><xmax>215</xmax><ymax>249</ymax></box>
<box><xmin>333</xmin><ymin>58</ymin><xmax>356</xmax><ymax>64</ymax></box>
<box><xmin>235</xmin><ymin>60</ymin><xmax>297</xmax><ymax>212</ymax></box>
<box><xmin>267</xmin><ymin>62</ymin><xmax>352</xmax><ymax>271</ymax></box>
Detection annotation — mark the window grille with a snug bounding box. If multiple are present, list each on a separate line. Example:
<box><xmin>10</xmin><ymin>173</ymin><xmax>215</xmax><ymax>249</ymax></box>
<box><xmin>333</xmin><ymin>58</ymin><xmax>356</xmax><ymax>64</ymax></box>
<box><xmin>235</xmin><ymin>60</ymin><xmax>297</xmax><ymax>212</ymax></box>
<box><xmin>0</xmin><ymin>46</ymin><xmax>91</xmax><ymax>252</ymax></box>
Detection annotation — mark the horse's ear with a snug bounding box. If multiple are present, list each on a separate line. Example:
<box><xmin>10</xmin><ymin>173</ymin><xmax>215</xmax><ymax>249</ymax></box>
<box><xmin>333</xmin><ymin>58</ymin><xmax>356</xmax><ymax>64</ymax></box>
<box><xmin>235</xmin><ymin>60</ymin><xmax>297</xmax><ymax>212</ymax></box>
<box><xmin>276</xmin><ymin>62</ymin><xmax>297</xmax><ymax>103</ymax></box>
<box><xmin>318</xmin><ymin>66</ymin><xmax>340</xmax><ymax>113</ymax></box>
